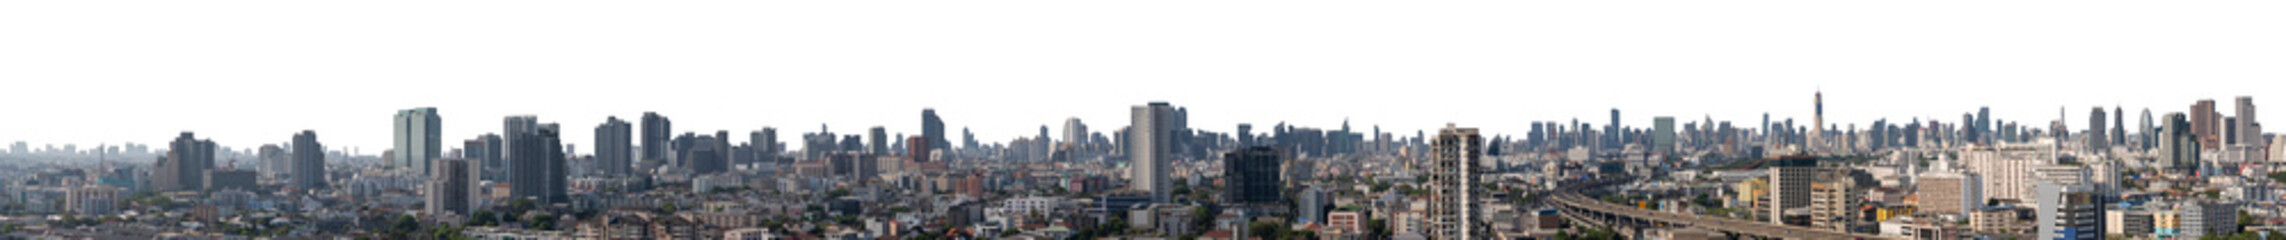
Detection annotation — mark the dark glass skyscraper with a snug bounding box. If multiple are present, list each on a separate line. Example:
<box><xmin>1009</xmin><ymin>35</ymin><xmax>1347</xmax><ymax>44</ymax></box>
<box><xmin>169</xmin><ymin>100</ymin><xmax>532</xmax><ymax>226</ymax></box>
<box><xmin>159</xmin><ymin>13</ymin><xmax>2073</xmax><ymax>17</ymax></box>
<box><xmin>1222</xmin><ymin>146</ymin><xmax>1281</xmax><ymax>204</ymax></box>
<box><xmin>511</xmin><ymin>121</ymin><xmax>566</xmax><ymax>203</ymax></box>
<box><xmin>641</xmin><ymin>112</ymin><xmax>672</xmax><ymax>161</ymax></box>
<box><xmin>156</xmin><ymin>132</ymin><xmax>215</xmax><ymax>192</ymax></box>
<box><xmin>921</xmin><ymin>109</ymin><xmax>946</xmax><ymax>161</ymax></box>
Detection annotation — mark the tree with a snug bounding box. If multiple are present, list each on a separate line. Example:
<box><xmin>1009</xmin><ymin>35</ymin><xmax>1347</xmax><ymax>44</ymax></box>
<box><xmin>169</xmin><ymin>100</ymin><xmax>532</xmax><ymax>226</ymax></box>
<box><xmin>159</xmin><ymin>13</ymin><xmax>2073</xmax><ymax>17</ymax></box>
<box><xmin>468</xmin><ymin>210</ymin><xmax>498</xmax><ymax>226</ymax></box>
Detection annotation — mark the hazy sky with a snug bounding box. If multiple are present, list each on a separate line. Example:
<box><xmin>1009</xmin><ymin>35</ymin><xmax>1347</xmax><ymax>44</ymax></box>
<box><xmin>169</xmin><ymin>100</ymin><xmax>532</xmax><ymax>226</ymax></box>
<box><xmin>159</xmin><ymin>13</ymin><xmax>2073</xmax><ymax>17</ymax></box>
<box><xmin>4</xmin><ymin>1</ymin><xmax>2282</xmax><ymax>155</ymax></box>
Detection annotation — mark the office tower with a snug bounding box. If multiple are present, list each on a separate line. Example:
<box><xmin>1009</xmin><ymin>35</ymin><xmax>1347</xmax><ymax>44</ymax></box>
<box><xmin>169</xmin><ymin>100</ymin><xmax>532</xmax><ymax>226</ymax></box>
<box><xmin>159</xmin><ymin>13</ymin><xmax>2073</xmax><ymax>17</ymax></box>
<box><xmin>641</xmin><ymin>112</ymin><xmax>672</xmax><ymax>161</ymax></box>
<box><xmin>291</xmin><ymin>130</ymin><xmax>326</xmax><ymax>190</ymax></box>
<box><xmin>684</xmin><ymin>134</ymin><xmax>726</xmax><ymax>175</ymax></box>
<box><xmin>1130</xmin><ymin>102</ymin><xmax>1177</xmax><ymax>203</ymax></box>
<box><xmin>503</xmin><ymin>115</ymin><xmax>539</xmax><ymax>169</ymax></box>
<box><xmin>427</xmin><ymin>159</ymin><xmax>474</xmax><ymax>216</ymax></box>
<box><xmin>2192</xmin><ymin>100</ymin><xmax>2220</xmax><ymax>150</ymax></box>
<box><xmin>1065</xmin><ymin>118</ymin><xmax>1088</xmax><ymax>147</ymax></box>
<box><xmin>594</xmin><ymin>117</ymin><xmax>632</xmax><ymax>177</ymax></box>
<box><xmin>1428</xmin><ymin>125</ymin><xmax>1483</xmax><ymax>240</ymax></box>
<box><xmin>1979</xmin><ymin>107</ymin><xmax>1992</xmax><ymax>144</ymax></box>
<box><xmin>754</xmin><ymin>128</ymin><xmax>780</xmax><ymax>164</ymax></box>
<box><xmin>908</xmin><ymin>136</ymin><xmax>930</xmax><ymax>163</ymax></box>
<box><xmin>2160</xmin><ymin>113</ymin><xmax>2199</xmax><ymax>172</ymax></box>
<box><xmin>1652</xmin><ymin>117</ymin><xmax>1675</xmax><ymax>155</ymax></box>
<box><xmin>922</xmin><ymin>109</ymin><xmax>947</xmax><ymax>155</ymax></box>
<box><xmin>510</xmin><ymin>122</ymin><xmax>565</xmax><ymax>203</ymax></box>
<box><xmin>1608</xmin><ymin>109</ymin><xmax>1621</xmax><ymax>149</ymax></box>
<box><xmin>1223</xmin><ymin>146</ymin><xmax>1281</xmax><ymax>204</ymax></box>
<box><xmin>156</xmin><ymin>132</ymin><xmax>215</xmax><ymax>192</ymax></box>
<box><xmin>394</xmin><ymin>107</ymin><xmax>441</xmax><ymax>176</ymax></box>
<box><xmin>2237</xmin><ymin>97</ymin><xmax>2260</xmax><ymax>146</ymax></box>
<box><xmin>2141</xmin><ymin>109</ymin><xmax>2155</xmax><ymax>150</ymax></box>
<box><xmin>1765</xmin><ymin>156</ymin><xmax>1818</xmax><ymax>225</ymax></box>
<box><xmin>476</xmin><ymin>134</ymin><xmax>504</xmax><ymax>181</ymax></box>
<box><xmin>1811</xmin><ymin>91</ymin><xmax>1825</xmax><ymax>154</ymax></box>
<box><xmin>962</xmin><ymin>127</ymin><xmax>977</xmax><ymax>151</ymax></box>
<box><xmin>868</xmin><ymin>127</ymin><xmax>888</xmax><ymax>155</ymax></box>
<box><xmin>2034</xmin><ymin>182</ymin><xmax>2101</xmax><ymax>240</ymax></box>
<box><xmin>2089</xmin><ymin>107</ymin><xmax>2109</xmax><ymax>150</ymax></box>
<box><xmin>2113</xmin><ymin>106</ymin><xmax>2126</xmax><ymax>146</ymax></box>
<box><xmin>258</xmin><ymin>145</ymin><xmax>286</xmax><ymax>180</ymax></box>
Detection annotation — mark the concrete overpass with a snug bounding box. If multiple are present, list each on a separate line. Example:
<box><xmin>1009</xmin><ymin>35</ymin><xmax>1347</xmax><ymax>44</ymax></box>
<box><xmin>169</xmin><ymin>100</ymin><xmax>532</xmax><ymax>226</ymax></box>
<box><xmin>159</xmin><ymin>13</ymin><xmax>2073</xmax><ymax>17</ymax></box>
<box><xmin>1547</xmin><ymin>177</ymin><xmax>1899</xmax><ymax>240</ymax></box>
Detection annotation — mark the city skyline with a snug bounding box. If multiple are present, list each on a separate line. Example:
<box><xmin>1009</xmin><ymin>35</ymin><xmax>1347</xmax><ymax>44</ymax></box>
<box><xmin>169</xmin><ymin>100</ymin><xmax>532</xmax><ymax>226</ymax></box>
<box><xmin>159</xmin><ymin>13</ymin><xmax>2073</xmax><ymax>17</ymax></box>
<box><xmin>6</xmin><ymin>1</ymin><xmax>2285</xmax><ymax>153</ymax></box>
<box><xmin>0</xmin><ymin>93</ymin><xmax>2278</xmax><ymax>156</ymax></box>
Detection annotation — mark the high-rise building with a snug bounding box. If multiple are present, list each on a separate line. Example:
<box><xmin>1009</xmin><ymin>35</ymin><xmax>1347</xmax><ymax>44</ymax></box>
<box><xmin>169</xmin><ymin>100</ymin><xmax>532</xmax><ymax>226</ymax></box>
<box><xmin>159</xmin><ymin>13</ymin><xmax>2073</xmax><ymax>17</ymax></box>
<box><xmin>510</xmin><ymin>121</ymin><xmax>565</xmax><ymax>204</ymax></box>
<box><xmin>1223</xmin><ymin>146</ymin><xmax>1281</xmax><ymax>204</ymax></box>
<box><xmin>2141</xmin><ymin>109</ymin><xmax>2155</xmax><ymax>150</ymax></box>
<box><xmin>1917</xmin><ymin>164</ymin><xmax>1981</xmax><ymax>216</ymax></box>
<box><xmin>1130</xmin><ymin>102</ymin><xmax>1178</xmax><ymax>203</ymax></box>
<box><xmin>754</xmin><ymin>128</ymin><xmax>780</xmax><ymax>164</ymax></box>
<box><xmin>2160</xmin><ymin>113</ymin><xmax>2200</xmax><ymax>172</ymax></box>
<box><xmin>2192</xmin><ymin>100</ymin><xmax>2221</xmax><ymax>150</ymax></box>
<box><xmin>394</xmin><ymin>107</ymin><xmax>442</xmax><ymax>176</ymax></box>
<box><xmin>2089</xmin><ymin>107</ymin><xmax>2109</xmax><ymax>150</ymax></box>
<box><xmin>1814</xmin><ymin>92</ymin><xmax>1827</xmax><ymax>152</ymax></box>
<box><xmin>1809</xmin><ymin>173</ymin><xmax>1858</xmax><ymax>231</ymax></box>
<box><xmin>258</xmin><ymin>144</ymin><xmax>287</xmax><ymax>180</ymax></box>
<box><xmin>594</xmin><ymin>117</ymin><xmax>632</xmax><ymax>178</ymax></box>
<box><xmin>2034</xmin><ymin>181</ymin><xmax>2101</xmax><ymax>240</ymax></box>
<box><xmin>907</xmin><ymin>136</ymin><xmax>930</xmax><ymax>163</ymax></box>
<box><xmin>1652</xmin><ymin>117</ymin><xmax>1676</xmax><ymax>155</ymax></box>
<box><xmin>1765</xmin><ymin>156</ymin><xmax>1819</xmax><ymax>225</ymax></box>
<box><xmin>641</xmin><ymin>112</ymin><xmax>672</xmax><ymax>161</ymax></box>
<box><xmin>474</xmin><ymin>134</ymin><xmax>503</xmax><ymax>181</ymax></box>
<box><xmin>427</xmin><ymin>159</ymin><xmax>475</xmax><ymax>216</ymax></box>
<box><xmin>1427</xmin><ymin>125</ymin><xmax>1483</xmax><ymax>240</ymax></box>
<box><xmin>869</xmin><ymin>126</ymin><xmax>889</xmax><ymax>155</ymax></box>
<box><xmin>155</xmin><ymin>132</ymin><xmax>215</xmax><ymax>192</ymax></box>
<box><xmin>922</xmin><ymin>109</ymin><xmax>947</xmax><ymax>157</ymax></box>
<box><xmin>2114</xmin><ymin>106</ymin><xmax>2127</xmax><ymax>146</ymax></box>
<box><xmin>291</xmin><ymin>130</ymin><xmax>326</xmax><ymax>190</ymax></box>
<box><xmin>1064</xmin><ymin>118</ymin><xmax>1089</xmax><ymax>147</ymax></box>
<box><xmin>2236</xmin><ymin>96</ymin><xmax>2260</xmax><ymax>147</ymax></box>
<box><xmin>684</xmin><ymin>135</ymin><xmax>727</xmax><ymax>175</ymax></box>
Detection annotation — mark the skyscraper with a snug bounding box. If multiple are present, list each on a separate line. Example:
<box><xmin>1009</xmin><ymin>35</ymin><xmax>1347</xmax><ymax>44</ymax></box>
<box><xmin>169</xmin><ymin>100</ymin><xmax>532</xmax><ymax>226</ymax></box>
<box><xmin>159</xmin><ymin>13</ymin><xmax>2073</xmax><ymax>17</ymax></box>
<box><xmin>155</xmin><ymin>132</ymin><xmax>215</xmax><ymax>192</ymax></box>
<box><xmin>752</xmin><ymin>128</ymin><xmax>780</xmax><ymax>165</ymax></box>
<box><xmin>2192</xmin><ymin>100</ymin><xmax>2220</xmax><ymax>150</ymax></box>
<box><xmin>1223</xmin><ymin>146</ymin><xmax>1281</xmax><ymax>204</ymax></box>
<box><xmin>1811</xmin><ymin>91</ymin><xmax>1825</xmax><ymax>154</ymax></box>
<box><xmin>502</xmin><ymin>116</ymin><xmax>538</xmax><ymax>174</ymax></box>
<box><xmin>1064</xmin><ymin>118</ymin><xmax>1088</xmax><ymax>147</ymax></box>
<box><xmin>1130</xmin><ymin>102</ymin><xmax>1177</xmax><ymax>203</ymax></box>
<box><xmin>1652</xmin><ymin>116</ymin><xmax>1676</xmax><ymax>155</ymax></box>
<box><xmin>2236</xmin><ymin>96</ymin><xmax>2259</xmax><ymax>146</ymax></box>
<box><xmin>510</xmin><ymin>120</ymin><xmax>565</xmax><ymax>204</ymax></box>
<box><xmin>684</xmin><ymin>135</ymin><xmax>726</xmax><ymax>175</ymax></box>
<box><xmin>291</xmin><ymin>130</ymin><xmax>326</xmax><ymax>190</ymax></box>
<box><xmin>922</xmin><ymin>109</ymin><xmax>947</xmax><ymax>158</ymax></box>
<box><xmin>641</xmin><ymin>112</ymin><xmax>672</xmax><ymax>161</ymax></box>
<box><xmin>2113</xmin><ymin>106</ymin><xmax>2126</xmax><ymax>146</ymax></box>
<box><xmin>907</xmin><ymin>136</ymin><xmax>930</xmax><ymax>163</ymax></box>
<box><xmin>2089</xmin><ymin>107</ymin><xmax>2108</xmax><ymax>150</ymax></box>
<box><xmin>869</xmin><ymin>126</ymin><xmax>889</xmax><ymax>155</ymax></box>
<box><xmin>2161</xmin><ymin>113</ymin><xmax>2199</xmax><ymax>172</ymax></box>
<box><xmin>1428</xmin><ymin>125</ymin><xmax>1483</xmax><ymax>240</ymax></box>
<box><xmin>426</xmin><ymin>159</ymin><xmax>475</xmax><ymax>216</ymax></box>
<box><xmin>394</xmin><ymin>107</ymin><xmax>441</xmax><ymax>176</ymax></box>
<box><xmin>2141</xmin><ymin>109</ymin><xmax>2155</xmax><ymax>150</ymax></box>
<box><xmin>594</xmin><ymin>117</ymin><xmax>632</xmax><ymax>178</ymax></box>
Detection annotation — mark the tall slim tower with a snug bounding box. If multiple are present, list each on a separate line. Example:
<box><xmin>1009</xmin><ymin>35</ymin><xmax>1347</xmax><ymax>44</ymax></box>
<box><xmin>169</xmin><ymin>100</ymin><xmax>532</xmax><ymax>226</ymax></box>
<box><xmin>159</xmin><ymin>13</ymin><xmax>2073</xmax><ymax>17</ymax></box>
<box><xmin>2192</xmin><ymin>100</ymin><xmax>2220</xmax><ymax>150</ymax></box>
<box><xmin>1812</xmin><ymin>91</ymin><xmax>1824</xmax><ymax>153</ymax></box>
<box><xmin>640</xmin><ymin>112</ymin><xmax>672</xmax><ymax>161</ymax></box>
<box><xmin>594</xmin><ymin>117</ymin><xmax>632</xmax><ymax>178</ymax></box>
<box><xmin>2237</xmin><ymin>97</ymin><xmax>2259</xmax><ymax>146</ymax></box>
<box><xmin>868</xmin><ymin>126</ymin><xmax>889</xmax><ymax>155</ymax></box>
<box><xmin>922</xmin><ymin>109</ymin><xmax>947</xmax><ymax>158</ymax></box>
<box><xmin>2089</xmin><ymin>107</ymin><xmax>2109</xmax><ymax>150</ymax></box>
<box><xmin>291</xmin><ymin>130</ymin><xmax>326</xmax><ymax>190</ymax></box>
<box><xmin>1130</xmin><ymin>102</ymin><xmax>1177</xmax><ymax>203</ymax></box>
<box><xmin>394</xmin><ymin>107</ymin><xmax>441</xmax><ymax>176</ymax></box>
<box><xmin>1429</xmin><ymin>124</ymin><xmax>1483</xmax><ymax>240</ymax></box>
